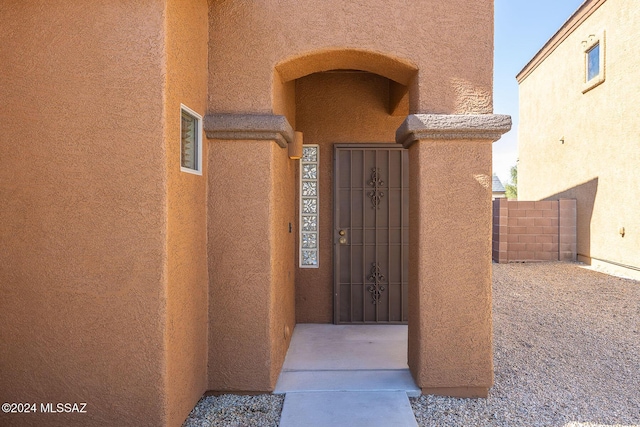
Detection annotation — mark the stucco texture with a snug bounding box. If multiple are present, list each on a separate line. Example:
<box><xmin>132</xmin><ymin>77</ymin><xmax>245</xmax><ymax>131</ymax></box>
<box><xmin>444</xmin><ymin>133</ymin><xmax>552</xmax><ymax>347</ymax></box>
<box><xmin>164</xmin><ymin>0</ymin><xmax>209</xmax><ymax>425</ymax></box>
<box><xmin>407</xmin><ymin>139</ymin><xmax>494</xmax><ymax>396</ymax></box>
<box><xmin>518</xmin><ymin>0</ymin><xmax>640</xmax><ymax>279</ymax></box>
<box><xmin>268</xmin><ymin>144</ymin><xmax>297</xmax><ymax>387</ymax></box>
<box><xmin>1</xmin><ymin>0</ymin><xmax>505</xmax><ymax>420</ymax></box>
<box><xmin>208</xmin><ymin>0</ymin><xmax>494</xmax><ymax>116</ymax></box>
<box><xmin>207</xmin><ymin>140</ymin><xmax>296</xmax><ymax>392</ymax></box>
<box><xmin>295</xmin><ymin>72</ymin><xmax>406</xmax><ymax>322</ymax></box>
<box><xmin>0</xmin><ymin>1</ymin><xmax>168</xmax><ymax>426</ymax></box>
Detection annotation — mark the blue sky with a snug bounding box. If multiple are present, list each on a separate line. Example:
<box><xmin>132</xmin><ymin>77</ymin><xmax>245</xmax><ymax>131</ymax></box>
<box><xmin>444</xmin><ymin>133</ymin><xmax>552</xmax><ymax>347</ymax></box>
<box><xmin>493</xmin><ymin>0</ymin><xmax>586</xmax><ymax>184</ymax></box>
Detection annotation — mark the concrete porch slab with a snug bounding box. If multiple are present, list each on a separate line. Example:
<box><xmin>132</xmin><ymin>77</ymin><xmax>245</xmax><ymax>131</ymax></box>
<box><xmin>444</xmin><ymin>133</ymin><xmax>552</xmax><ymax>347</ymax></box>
<box><xmin>280</xmin><ymin>324</ymin><xmax>408</xmax><ymax>371</ymax></box>
<box><xmin>276</xmin><ymin>324</ymin><xmax>419</xmax><ymax>426</ymax></box>
<box><xmin>278</xmin><ymin>391</ymin><xmax>418</xmax><ymax>427</ymax></box>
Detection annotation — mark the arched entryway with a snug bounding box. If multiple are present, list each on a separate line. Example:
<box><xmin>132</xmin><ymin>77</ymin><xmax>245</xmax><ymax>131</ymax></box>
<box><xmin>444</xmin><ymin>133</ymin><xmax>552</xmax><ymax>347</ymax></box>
<box><xmin>273</xmin><ymin>49</ymin><xmax>418</xmax><ymax>325</ymax></box>
<box><xmin>204</xmin><ymin>46</ymin><xmax>510</xmax><ymax>397</ymax></box>
<box><xmin>293</xmin><ymin>71</ymin><xmax>410</xmax><ymax>324</ymax></box>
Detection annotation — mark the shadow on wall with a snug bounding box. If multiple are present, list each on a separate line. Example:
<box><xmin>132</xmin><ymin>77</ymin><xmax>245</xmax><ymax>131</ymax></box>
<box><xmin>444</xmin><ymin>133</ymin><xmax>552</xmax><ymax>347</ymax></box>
<box><xmin>543</xmin><ymin>178</ymin><xmax>598</xmax><ymax>262</ymax></box>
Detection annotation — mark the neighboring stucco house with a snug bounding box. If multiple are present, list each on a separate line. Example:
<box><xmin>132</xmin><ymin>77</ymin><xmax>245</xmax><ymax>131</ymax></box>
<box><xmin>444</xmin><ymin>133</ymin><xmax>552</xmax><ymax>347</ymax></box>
<box><xmin>517</xmin><ymin>0</ymin><xmax>640</xmax><ymax>281</ymax></box>
<box><xmin>492</xmin><ymin>174</ymin><xmax>507</xmax><ymax>199</ymax></box>
<box><xmin>1</xmin><ymin>1</ymin><xmax>510</xmax><ymax>426</ymax></box>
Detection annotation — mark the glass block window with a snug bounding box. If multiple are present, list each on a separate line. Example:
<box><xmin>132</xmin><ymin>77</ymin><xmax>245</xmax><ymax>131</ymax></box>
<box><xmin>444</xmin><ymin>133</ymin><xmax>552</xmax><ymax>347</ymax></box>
<box><xmin>180</xmin><ymin>104</ymin><xmax>202</xmax><ymax>175</ymax></box>
<box><xmin>300</xmin><ymin>145</ymin><xmax>319</xmax><ymax>268</ymax></box>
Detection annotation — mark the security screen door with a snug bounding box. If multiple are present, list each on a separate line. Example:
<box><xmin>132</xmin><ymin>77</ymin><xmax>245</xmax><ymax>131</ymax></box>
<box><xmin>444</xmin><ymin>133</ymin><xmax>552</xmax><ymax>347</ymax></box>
<box><xmin>334</xmin><ymin>144</ymin><xmax>409</xmax><ymax>324</ymax></box>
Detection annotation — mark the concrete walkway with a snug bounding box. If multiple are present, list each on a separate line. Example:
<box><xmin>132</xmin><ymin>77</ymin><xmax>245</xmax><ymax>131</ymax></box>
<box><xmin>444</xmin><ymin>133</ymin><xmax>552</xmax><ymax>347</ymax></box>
<box><xmin>275</xmin><ymin>324</ymin><xmax>419</xmax><ymax>427</ymax></box>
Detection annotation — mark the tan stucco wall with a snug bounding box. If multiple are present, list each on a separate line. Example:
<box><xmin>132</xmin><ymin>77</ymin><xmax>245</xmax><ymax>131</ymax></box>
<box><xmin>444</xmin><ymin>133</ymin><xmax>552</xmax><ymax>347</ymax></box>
<box><xmin>295</xmin><ymin>72</ymin><xmax>406</xmax><ymax>322</ymax></box>
<box><xmin>268</xmin><ymin>145</ymin><xmax>297</xmax><ymax>386</ymax></box>
<box><xmin>518</xmin><ymin>0</ymin><xmax>640</xmax><ymax>279</ymax></box>
<box><xmin>207</xmin><ymin>140</ymin><xmax>296</xmax><ymax>391</ymax></box>
<box><xmin>208</xmin><ymin>0</ymin><xmax>494</xmax><ymax>115</ymax></box>
<box><xmin>1</xmin><ymin>0</ymin><xmax>503</xmax><ymax>417</ymax></box>
<box><xmin>208</xmin><ymin>141</ymin><xmax>271</xmax><ymax>391</ymax></box>
<box><xmin>164</xmin><ymin>0</ymin><xmax>209</xmax><ymax>425</ymax></box>
<box><xmin>407</xmin><ymin>139</ymin><xmax>494</xmax><ymax>396</ymax></box>
<box><xmin>0</xmin><ymin>1</ymin><xmax>169</xmax><ymax>426</ymax></box>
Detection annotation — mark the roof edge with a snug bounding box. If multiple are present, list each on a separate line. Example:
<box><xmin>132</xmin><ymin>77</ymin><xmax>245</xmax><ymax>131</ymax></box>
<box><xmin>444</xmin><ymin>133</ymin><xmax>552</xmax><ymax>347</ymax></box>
<box><xmin>516</xmin><ymin>0</ymin><xmax>607</xmax><ymax>84</ymax></box>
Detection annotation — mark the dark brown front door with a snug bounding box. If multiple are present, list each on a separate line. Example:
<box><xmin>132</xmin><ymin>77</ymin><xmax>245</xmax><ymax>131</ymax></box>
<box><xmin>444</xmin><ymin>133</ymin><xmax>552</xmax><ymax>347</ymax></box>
<box><xmin>334</xmin><ymin>144</ymin><xmax>409</xmax><ymax>324</ymax></box>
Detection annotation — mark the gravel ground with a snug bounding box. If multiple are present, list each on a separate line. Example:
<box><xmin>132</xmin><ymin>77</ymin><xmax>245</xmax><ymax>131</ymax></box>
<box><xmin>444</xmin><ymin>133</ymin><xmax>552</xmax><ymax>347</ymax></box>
<box><xmin>411</xmin><ymin>262</ymin><xmax>640</xmax><ymax>427</ymax></box>
<box><xmin>183</xmin><ymin>394</ymin><xmax>284</xmax><ymax>427</ymax></box>
<box><xmin>183</xmin><ymin>262</ymin><xmax>640</xmax><ymax>427</ymax></box>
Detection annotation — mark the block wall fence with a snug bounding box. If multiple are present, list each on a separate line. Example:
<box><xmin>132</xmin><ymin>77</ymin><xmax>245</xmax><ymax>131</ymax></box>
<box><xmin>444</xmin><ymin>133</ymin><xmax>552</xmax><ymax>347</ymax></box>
<box><xmin>492</xmin><ymin>199</ymin><xmax>577</xmax><ymax>263</ymax></box>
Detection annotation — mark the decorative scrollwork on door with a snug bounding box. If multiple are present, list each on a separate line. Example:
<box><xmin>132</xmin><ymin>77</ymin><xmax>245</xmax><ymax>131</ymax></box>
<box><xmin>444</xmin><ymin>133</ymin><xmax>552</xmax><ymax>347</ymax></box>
<box><xmin>367</xmin><ymin>263</ymin><xmax>386</xmax><ymax>304</ymax></box>
<box><xmin>368</xmin><ymin>168</ymin><xmax>384</xmax><ymax>209</ymax></box>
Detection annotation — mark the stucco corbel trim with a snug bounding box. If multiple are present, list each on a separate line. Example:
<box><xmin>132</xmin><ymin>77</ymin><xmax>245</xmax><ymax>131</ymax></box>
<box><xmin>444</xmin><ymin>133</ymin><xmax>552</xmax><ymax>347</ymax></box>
<box><xmin>204</xmin><ymin>114</ymin><xmax>294</xmax><ymax>148</ymax></box>
<box><xmin>396</xmin><ymin>114</ymin><xmax>512</xmax><ymax>148</ymax></box>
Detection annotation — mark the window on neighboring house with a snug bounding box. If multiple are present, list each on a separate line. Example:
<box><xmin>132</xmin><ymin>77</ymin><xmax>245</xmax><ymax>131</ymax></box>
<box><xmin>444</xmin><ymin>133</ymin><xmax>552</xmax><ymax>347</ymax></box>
<box><xmin>582</xmin><ymin>30</ymin><xmax>605</xmax><ymax>93</ymax></box>
<box><xmin>587</xmin><ymin>43</ymin><xmax>600</xmax><ymax>81</ymax></box>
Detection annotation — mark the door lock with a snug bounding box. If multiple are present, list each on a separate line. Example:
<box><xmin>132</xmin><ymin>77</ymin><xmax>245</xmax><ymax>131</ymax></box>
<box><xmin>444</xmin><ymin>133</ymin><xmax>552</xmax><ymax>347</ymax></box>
<box><xmin>339</xmin><ymin>230</ymin><xmax>346</xmax><ymax>236</ymax></box>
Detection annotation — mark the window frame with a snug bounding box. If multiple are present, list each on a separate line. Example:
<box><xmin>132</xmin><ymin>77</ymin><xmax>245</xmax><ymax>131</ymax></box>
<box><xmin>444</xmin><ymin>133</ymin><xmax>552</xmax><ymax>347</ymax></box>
<box><xmin>180</xmin><ymin>104</ymin><xmax>203</xmax><ymax>175</ymax></box>
<box><xmin>586</xmin><ymin>43</ymin><xmax>600</xmax><ymax>81</ymax></box>
<box><xmin>582</xmin><ymin>30</ymin><xmax>606</xmax><ymax>94</ymax></box>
